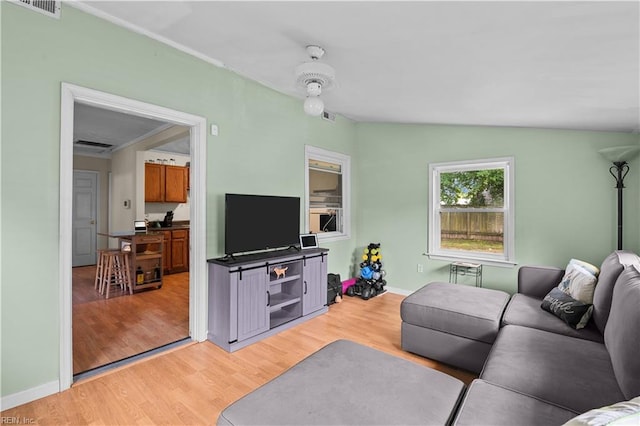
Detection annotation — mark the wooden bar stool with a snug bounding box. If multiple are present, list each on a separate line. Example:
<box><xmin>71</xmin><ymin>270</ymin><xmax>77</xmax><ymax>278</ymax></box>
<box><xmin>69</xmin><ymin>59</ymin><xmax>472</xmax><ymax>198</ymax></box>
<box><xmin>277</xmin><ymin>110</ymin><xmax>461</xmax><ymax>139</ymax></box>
<box><xmin>94</xmin><ymin>249</ymin><xmax>119</xmax><ymax>291</ymax></box>
<box><xmin>98</xmin><ymin>250</ymin><xmax>133</xmax><ymax>298</ymax></box>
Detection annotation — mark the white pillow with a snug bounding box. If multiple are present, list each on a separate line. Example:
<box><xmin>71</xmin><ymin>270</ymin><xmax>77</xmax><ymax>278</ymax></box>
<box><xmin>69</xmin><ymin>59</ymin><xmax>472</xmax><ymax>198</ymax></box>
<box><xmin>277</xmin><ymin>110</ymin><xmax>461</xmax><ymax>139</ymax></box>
<box><xmin>558</xmin><ymin>262</ymin><xmax>598</xmax><ymax>304</ymax></box>
<box><xmin>569</xmin><ymin>258</ymin><xmax>600</xmax><ymax>277</ymax></box>
<box><xmin>563</xmin><ymin>396</ymin><xmax>640</xmax><ymax>425</ymax></box>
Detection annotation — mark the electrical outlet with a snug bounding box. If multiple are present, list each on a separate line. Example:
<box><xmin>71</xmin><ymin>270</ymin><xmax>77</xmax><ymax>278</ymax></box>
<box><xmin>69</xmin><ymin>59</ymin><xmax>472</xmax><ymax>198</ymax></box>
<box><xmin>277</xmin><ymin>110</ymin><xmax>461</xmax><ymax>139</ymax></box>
<box><xmin>417</xmin><ymin>264</ymin><xmax>424</xmax><ymax>273</ymax></box>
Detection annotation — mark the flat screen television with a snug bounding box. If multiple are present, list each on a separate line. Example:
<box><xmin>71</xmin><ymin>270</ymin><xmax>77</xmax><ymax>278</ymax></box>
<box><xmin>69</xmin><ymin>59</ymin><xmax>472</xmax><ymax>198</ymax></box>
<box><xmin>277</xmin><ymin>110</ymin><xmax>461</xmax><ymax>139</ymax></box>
<box><xmin>225</xmin><ymin>193</ymin><xmax>300</xmax><ymax>255</ymax></box>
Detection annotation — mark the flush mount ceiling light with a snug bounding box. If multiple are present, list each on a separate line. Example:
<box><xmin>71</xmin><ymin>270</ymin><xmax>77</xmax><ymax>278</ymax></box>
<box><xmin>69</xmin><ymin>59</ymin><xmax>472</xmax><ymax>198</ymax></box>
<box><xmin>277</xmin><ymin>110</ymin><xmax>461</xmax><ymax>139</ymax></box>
<box><xmin>295</xmin><ymin>45</ymin><xmax>336</xmax><ymax>117</ymax></box>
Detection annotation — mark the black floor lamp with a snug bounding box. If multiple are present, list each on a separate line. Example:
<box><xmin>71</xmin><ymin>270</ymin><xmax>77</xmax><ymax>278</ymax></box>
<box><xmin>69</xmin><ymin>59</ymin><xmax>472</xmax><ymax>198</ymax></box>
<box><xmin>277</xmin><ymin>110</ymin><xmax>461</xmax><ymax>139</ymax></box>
<box><xmin>598</xmin><ymin>145</ymin><xmax>640</xmax><ymax>250</ymax></box>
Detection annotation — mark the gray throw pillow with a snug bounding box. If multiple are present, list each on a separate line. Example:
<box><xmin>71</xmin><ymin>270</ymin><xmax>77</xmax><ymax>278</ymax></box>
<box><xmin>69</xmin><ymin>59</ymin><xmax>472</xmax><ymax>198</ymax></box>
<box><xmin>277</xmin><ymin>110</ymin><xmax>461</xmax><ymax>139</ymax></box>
<box><xmin>541</xmin><ymin>287</ymin><xmax>594</xmax><ymax>329</ymax></box>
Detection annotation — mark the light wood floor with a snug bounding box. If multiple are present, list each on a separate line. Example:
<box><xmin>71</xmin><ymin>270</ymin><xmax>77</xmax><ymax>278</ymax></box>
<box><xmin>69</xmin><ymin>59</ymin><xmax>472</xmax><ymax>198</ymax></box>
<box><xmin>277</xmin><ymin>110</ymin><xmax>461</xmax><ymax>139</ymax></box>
<box><xmin>72</xmin><ymin>266</ymin><xmax>189</xmax><ymax>374</ymax></box>
<box><xmin>4</xmin><ymin>292</ymin><xmax>476</xmax><ymax>425</ymax></box>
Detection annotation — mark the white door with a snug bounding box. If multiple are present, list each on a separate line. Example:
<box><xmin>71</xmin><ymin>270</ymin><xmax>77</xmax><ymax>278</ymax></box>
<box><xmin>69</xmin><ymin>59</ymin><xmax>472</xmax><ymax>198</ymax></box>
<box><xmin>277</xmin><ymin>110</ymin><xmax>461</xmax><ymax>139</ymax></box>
<box><xmin>72</xmin><ymin>171</ymin><xmax>98</xmax><ymax>266</ymax></box>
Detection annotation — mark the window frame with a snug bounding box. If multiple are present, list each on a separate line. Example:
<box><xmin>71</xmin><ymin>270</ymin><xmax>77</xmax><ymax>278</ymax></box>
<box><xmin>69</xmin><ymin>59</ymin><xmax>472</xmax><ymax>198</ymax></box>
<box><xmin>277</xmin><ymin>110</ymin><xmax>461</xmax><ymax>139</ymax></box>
<box><xmin>304</xmin><ymin>145</ymin><xmax>351</xmax><ymax>242</ymax></box>
<box><xmin>427</xmin><ymin>157</ymin><xmax>516</xmax><ymax>266</ymax></box>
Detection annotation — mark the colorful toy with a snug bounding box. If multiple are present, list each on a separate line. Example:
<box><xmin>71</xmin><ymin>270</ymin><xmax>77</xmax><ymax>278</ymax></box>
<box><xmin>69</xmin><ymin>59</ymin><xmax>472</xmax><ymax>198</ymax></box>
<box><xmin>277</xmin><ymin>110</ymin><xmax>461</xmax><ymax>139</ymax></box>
<box><xmin>346</xmin><ymin>243</ymin><xmax>387</xmax><ymax>300</ymax></box>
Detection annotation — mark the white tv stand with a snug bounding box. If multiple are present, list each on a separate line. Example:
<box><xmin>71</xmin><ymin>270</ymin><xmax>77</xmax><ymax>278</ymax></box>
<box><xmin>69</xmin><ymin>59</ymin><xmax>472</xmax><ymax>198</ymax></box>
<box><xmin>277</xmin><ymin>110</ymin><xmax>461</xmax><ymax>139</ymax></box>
<box><xmin>207</xmin><ymin>248</ymin><xmax>328</xmax><ymax>352</ymax></box>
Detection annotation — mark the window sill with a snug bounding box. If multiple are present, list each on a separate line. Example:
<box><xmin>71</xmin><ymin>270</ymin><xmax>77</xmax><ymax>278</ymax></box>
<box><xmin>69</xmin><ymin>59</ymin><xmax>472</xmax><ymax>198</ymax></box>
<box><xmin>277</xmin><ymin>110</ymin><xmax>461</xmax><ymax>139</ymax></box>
<box><xmin>424</xmin><ymin>252</ymin><xmax>518</xmax><ymax>268</ymax></box>
<box><xmin>317</xmin><ymin>233</ymin><xmax>350</xmax><ymax>243</ymax></box>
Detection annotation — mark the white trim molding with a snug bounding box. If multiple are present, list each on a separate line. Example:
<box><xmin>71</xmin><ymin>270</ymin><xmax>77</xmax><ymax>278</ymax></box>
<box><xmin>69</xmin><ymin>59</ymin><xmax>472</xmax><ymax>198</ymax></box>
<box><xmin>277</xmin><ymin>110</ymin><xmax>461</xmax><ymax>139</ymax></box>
<box><xmin>0</xmin><ymin>380</ymin><xmax>59</xmax><ymax>411</ymax></box>
<box><xmin>59</xmin><ymin>83</ymin><xmax>208</xmax><ymax>393</ymax></box>
<box><xmin>384</xmin><ymin>286</ymin><xmax>414</xmax><ymax>296</ymax></box>
<box><xmin>304</xmin><ymin>145</ymin><xmax>351</xmax><ymax>242</ymax></box>
<box><xmin>427</xmin><ymin>157</ymin><xmax>515</xmax><ymax>265</ymax></box>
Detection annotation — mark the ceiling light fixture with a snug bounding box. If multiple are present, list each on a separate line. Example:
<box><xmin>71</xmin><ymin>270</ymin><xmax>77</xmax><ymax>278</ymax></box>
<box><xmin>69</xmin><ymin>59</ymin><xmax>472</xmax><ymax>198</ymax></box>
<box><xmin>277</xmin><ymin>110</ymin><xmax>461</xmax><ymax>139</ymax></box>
<box><xmin>295</xmin><ymin>45</ymin><xmax>335</xmax><ymax>117</ymax></box>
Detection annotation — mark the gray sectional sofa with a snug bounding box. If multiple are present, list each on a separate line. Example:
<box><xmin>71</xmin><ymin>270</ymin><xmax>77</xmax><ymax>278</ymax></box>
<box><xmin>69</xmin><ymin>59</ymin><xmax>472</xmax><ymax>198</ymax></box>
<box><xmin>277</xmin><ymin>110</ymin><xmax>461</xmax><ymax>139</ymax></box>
<box><xmin>217</xmin><ymin>251</ymin><xmax>640</xmax><ymax>425</ymax></box>
<box><xmin>402</xmin><ymin>250</ymin><xmax>640</xmax><ymax>424</ymax></box>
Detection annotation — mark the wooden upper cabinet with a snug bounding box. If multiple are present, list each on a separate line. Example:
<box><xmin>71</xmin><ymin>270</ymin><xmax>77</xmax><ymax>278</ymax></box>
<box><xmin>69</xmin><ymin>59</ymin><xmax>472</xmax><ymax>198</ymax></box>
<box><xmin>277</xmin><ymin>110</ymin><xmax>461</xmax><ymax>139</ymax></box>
<box><xmin>145</xmin><ymin>163</ymin><xmax>165</xmax><ymax>202</ymax></box>
<box><xmin>145</xmin><ymin>163</ymin><xmax>188</xmax><ymax>203</ymax></box>
<box><xmin>164</xmin><ymin>165</ymin><xmax>187</xmax><ymax>203</ymax></box>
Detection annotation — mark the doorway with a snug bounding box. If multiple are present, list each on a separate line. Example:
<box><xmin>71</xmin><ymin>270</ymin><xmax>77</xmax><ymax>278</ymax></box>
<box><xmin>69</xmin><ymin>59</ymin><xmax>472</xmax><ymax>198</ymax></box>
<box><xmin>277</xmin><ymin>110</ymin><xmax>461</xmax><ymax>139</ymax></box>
<box><xmin>60</xmin><ymin>83</ymin><xmax>208</xmax><ymax>390</ymax></box>
<box><xmin>71</xmin><ymin>124</ymin><xmax>192</xmax><ymax>376</ymax></box>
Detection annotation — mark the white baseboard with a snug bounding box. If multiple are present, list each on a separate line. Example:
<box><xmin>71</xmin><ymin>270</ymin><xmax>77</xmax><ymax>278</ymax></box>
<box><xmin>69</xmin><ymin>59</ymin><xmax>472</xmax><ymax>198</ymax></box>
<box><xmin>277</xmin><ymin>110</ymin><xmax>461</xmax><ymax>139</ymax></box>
<box><xmin>384</xmin><ymin>286</ymin><xmax>413</xmax><ymax>296</ymax></box>
<box><xmin>0</xmin><ymin>380</ymin><xmax>59</xmax><ymax>411</ymax></box>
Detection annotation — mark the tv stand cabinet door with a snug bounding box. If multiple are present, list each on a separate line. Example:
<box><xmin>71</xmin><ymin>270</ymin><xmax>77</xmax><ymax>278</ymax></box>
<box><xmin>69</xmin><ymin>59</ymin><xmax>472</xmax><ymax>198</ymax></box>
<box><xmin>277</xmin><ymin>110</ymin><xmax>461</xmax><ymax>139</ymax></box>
<box><xmin>302</xmin><ymin>255</ymin><xmax>328</xmax><ymax>315</ymax></box>
<box><xmin>236</xmin><ymin>267</ymin><xmax>269</xmax><ymax>341</ymax></box>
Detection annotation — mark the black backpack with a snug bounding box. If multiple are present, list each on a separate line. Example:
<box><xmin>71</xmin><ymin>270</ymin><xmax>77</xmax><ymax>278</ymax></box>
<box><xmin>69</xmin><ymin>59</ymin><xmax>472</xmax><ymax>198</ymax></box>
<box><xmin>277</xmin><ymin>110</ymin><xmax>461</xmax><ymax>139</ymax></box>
<box><xmin>327</xmin><ymin>273</ymin><xmax>342</xmax><ymax>305</ymax></box>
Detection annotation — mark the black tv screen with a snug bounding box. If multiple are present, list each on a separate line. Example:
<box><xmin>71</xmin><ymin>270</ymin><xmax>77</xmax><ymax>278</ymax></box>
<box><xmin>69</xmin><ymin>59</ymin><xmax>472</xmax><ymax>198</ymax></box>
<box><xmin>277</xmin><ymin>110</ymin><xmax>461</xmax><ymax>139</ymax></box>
<box><xmin>225</xmin><ymin>194</ymin><xmax>300</xmax><ymax>255</ymax></box>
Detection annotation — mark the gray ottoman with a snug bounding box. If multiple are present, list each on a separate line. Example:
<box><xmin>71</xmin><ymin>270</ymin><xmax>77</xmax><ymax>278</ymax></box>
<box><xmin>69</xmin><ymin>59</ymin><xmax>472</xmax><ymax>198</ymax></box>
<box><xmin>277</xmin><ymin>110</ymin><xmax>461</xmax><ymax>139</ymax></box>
<box><xmin>401</xmin><ymin>282</ymin><xmax>510</xmax><ymax>374</ymax></box>
<box><xmin>217</xmin><ymin>340</ymin><xmax>465</xmax><ymax>425</ymax></box>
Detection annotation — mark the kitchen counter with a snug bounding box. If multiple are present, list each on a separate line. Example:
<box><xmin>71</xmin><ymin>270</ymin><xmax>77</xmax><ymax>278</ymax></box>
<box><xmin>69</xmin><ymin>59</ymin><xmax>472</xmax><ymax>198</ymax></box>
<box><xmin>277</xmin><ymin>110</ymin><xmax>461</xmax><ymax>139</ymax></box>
<box><xmin>147</xmin><ymin>220</ymin><xmax>190</xmax><ymax>231</ymax></box>
<box><xmin>99</xmin><ymin>230</ymin><xmax>165</xmax><ymax>238</ymax></box>
<box><xmin>148</xmin><ymin>225</ymin><xmax>190</xmax><ymax>231</ymax></box>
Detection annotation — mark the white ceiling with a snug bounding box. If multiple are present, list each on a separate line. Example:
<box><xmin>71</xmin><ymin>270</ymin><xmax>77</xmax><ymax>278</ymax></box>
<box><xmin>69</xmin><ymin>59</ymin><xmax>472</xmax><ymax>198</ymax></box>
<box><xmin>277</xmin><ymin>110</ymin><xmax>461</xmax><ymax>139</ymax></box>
<box><xmin>75</xmin><ymin>1</ymin><xmax>640</xmax><ymax>133</ymax></box>
<box><xmin>73</xmin><ymin>103</ymin><xmax>190</xmax><ymax>156</ymax></box>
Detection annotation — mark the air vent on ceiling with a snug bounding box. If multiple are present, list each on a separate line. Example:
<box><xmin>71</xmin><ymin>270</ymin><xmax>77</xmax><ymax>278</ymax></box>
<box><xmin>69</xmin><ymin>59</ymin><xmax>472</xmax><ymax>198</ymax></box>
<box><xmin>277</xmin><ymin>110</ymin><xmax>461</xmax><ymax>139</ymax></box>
<box><xmin>11</xmin><ymin>0</ymin><xmax>60</xmax><ymax>18</ymax></box>
<box><xmin>322</xmin><ymin>110</ymin><xmax>336</xmax><ymax>123</ymax></box>
<box><xmin>75</xmin><ymin>140</ymin><xmax>114</xmax><ymax>149</ymax></box>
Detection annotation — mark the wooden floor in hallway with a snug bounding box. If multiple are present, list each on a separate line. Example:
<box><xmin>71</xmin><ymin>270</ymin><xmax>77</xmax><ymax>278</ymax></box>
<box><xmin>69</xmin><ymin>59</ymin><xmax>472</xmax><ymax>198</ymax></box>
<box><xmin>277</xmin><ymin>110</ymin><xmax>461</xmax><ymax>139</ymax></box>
<box><xmin>72</xmin><ymin>266</ymin><xmax>190</xmax><ymax>374</ymax></box>
<box><xmin>3</xmin><ymin>292</ymin><xmax>476</xmax><ymax>425</ymax></box>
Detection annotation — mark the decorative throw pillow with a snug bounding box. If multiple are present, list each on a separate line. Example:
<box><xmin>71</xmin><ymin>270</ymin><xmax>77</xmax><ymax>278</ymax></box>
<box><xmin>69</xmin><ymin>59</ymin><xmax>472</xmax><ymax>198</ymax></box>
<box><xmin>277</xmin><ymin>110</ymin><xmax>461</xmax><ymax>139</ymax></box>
<box><xmin>541</xmin><ymin>287</ymin><xmax>594</xmax><ymax>329</ymax></box>
<box><xmin>558</xmin><ymin>262</ymin><xmax>598</xmax><ymax>304</ymax></box>
<box><xmin>563</xmin><ymin>396</ymin><xmax>640</xmax><ymax>425</ymax></box>
<box><xmin>569</xmin><ymin>258</ymin><xmax>600</xmax><ymax>277</ymax></box>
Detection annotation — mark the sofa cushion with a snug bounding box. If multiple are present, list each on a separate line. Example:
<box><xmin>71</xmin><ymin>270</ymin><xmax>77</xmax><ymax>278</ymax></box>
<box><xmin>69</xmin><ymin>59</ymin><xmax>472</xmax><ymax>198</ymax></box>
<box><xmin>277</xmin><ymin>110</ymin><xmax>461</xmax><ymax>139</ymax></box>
<box><xmin>592</xmin><ymin>251</ymin><xmax>639</xmax><ymax>334</ymax></box>
<box><xmin>401</xmin><ymin>322</ymin><xmax>492</xmax><ymax>374</ymax></box>
<box><xmin>604</xmin><ymin>264</ymin><xmax>640</xmax><ymax>399</ymax></box>
<box><xmin>563</xmin><ymin>396</ymin><xmax>640</xmax><ymax>426</ymax></box>
<box><xmin>541</xmin><ymin>288</ymin><xmax>594</xmax><ymax>329</ymax></box>
<box><xmin>518</xmin><ymin>266</ymin><xmax>565</xmax><ymax>298</ymax></box>
<box><xmin>217</xmin><ymin>339</ymin><xmax>465</xmax><ymax>426</ymax></box>
<box><xmin>502</xmin><ymin>293</ymin><xmax>603</xmax><ymax>342</ymax></box>
<box><xmin>401</xmin><ymin>282</ymin><xmax>510</xmax><ymax>344</ymax></box>
<box><xmin>453</xmin><ymin>379</ymin><xmax>578</xmax><ymax>426</ymax></box>
<box><xmin>481</xmin><ymin>325</ymin><xmax>625</xmax><ymax>413</ymax></box>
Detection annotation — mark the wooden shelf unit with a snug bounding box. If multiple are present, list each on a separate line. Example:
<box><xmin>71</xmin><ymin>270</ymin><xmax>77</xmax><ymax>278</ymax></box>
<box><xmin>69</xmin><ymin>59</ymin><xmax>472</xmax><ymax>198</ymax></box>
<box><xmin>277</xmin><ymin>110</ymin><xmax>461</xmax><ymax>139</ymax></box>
<box><xmin>120</xmin><ymin>233</ymin><xmax>164</xmax><ymax>291</ymax></box>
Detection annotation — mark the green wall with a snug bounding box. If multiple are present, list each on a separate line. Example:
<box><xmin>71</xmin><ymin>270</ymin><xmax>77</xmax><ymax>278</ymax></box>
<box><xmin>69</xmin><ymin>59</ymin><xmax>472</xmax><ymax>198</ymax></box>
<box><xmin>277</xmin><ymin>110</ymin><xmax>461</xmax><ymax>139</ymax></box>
<box><xmin>0</xmin><ymin>3</ymin><xmax>357</xmax><ymax>398</ymax></box>
<box><xmin>354</xmin><ymin>123</ymin><xmax>639</xmax><ymax>293</ymax></box>
<box><xmin>2</xmin><ymin>1</ymin><xmax>639</xmax><ymax>403</ymax></box>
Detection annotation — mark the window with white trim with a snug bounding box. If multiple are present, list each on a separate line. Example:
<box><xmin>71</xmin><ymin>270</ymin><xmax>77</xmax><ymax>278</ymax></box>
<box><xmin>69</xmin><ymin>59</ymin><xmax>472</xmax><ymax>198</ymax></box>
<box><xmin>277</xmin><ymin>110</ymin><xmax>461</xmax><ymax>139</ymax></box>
<box><xmin>305</xmin><ymin>146</ymin><xmax>350</xmax><ymax>241</ymax></box>
<box><xmin>428</xmin><ymin>158</ymin><xmax>515</xmax><ymax>265</ymax></box>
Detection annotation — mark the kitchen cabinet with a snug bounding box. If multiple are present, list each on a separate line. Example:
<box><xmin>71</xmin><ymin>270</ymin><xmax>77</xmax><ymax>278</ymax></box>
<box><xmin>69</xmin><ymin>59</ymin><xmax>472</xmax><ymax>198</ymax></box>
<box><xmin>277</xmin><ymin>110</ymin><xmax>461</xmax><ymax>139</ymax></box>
<box><xmin>144</xmin><ymin>163</ymin><xmax>164</xmax><ymax>202</ymax></box>
<box><xmin>170</xmin><ymin>228</ymin><xmax>189</xmax><ymax>273</ymax></box>
<box><xmin>161</xmin><ymin>230</ymin><xmax>172</xmax><ymax>274</ymax></box>
<box><xmin>145</xmin><ymin>163</ymin><xmax>188</xmax><ymax>203</ymax></box>
<box><xmin>158</xmin><ymin>228</ymin><xmax>189</xmax><ymax>274</ymax></box>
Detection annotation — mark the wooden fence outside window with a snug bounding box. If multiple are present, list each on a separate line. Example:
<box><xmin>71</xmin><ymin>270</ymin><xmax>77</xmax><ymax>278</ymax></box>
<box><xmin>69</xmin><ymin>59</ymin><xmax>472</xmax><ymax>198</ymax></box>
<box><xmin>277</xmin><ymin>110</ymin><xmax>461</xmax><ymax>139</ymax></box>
<box><xmin>440</xmin><ymin>211</ymin><xmax>504</xmax><ymax>242</ymax></box>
